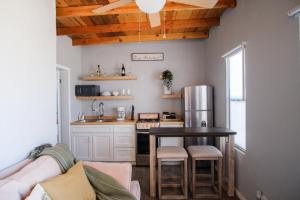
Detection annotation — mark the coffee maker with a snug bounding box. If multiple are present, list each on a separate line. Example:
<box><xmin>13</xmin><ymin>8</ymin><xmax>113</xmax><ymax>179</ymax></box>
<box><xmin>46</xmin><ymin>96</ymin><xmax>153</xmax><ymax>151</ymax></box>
<box><xmin>117</xmin><ymin>107</ymin><xmax>126</xmax><ymax>121</ymax></box>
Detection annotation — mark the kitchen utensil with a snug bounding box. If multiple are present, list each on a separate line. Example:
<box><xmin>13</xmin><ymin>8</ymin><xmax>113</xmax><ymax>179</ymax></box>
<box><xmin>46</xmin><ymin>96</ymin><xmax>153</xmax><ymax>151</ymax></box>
<box><xmin>112</xmin><ymin>91</ymin><xmax>119</xmax><ymax>96</ymax></box>
<box><xmin>102</xmin><ymin>91</ymin><xmax>111</xmax><ymax>96</ymax></box>
<box><xmin>121</xmin><ymin>88</ymin><xmax>126</xmax><ymax>96</ymax></box>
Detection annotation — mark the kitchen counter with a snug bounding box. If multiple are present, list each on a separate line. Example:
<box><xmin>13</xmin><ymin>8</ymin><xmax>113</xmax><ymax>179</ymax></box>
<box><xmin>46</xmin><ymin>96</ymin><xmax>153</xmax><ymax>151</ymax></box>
<box><xmin>160</xmin><ymin>119</ymin><xmax>184</xmax><ymax>126</ymax></box>
<box><xmin>70</xmin><ymin>117</ymin><xmax>183</xmax><ymax>126</ymax></box>
<box><xmin>71</xmin><ymin>119</ymin><xmax>137</xmax><ymax>125</ymax></box>
<box><xmin>149</xmin><ymin>127</ymin><xmax>236</xmax><ymax>136</ymax></box>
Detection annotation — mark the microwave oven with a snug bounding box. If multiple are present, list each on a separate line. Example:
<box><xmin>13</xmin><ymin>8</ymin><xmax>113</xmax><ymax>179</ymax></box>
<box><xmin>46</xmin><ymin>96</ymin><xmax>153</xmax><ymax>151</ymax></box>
<box><xmin>75</xmin><ymin>85</ymin><xmax>100</xmax><ymax>96</ymax></box>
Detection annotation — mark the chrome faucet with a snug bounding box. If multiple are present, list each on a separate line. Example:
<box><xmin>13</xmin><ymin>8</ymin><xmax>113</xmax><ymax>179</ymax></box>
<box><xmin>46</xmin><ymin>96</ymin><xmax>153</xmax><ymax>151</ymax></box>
<box><xmin>99</xmin><ymin>102</ymin><xmax>104</xmax><ymax>118</ymax></box>
<box><xmin>90</xmin><ymin>100</ymin><xmax>104</xmax><ymax>121</ymax></box>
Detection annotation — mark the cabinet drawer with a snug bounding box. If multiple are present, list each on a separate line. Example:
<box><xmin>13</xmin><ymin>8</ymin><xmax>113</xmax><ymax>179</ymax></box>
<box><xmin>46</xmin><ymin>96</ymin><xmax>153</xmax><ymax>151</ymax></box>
<box><xmin>114</xmin><ymin>133</ymin><xmax>135</xmax><ymax>148</ymax></box>
<box><xmin>72</xmin><ymin>125</ymin><xmax>113</xmax><ymax>133</ymax></box>
<box><xmin>114</xmin><ymin>125</ymin><xmax>134</xmax><ymax>133</ymax></box>
<box><xmin>114</xmin><ymin>148</ymin><xmax>135</xmax><ymax>162</ymax></box>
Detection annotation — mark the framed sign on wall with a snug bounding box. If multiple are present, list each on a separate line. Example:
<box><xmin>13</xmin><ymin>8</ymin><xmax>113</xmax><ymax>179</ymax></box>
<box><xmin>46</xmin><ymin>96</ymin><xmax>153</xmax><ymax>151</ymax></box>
<box><xmin>131</xmin><ymin>53</ymin><xmax>164</xmax><ymax>61</ymax></box>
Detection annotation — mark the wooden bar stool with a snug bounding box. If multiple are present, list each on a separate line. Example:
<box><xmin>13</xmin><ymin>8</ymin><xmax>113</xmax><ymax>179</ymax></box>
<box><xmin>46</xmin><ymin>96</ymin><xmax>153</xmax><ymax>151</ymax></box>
<box><xmin>187</xmin><ymin>145</ymin><xmax>223</xmax><ymax>199</ymax></box>
<box><xmin>157</xmin><ymin>146</ymin><xmax>188</xmax><ymax>200</ymax></box>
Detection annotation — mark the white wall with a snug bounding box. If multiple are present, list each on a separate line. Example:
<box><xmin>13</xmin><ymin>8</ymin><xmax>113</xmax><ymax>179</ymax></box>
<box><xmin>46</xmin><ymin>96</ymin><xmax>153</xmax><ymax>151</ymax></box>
<box><xmin>205</xmin><ymin>0</ymin><xmax>300</xmax><ymax>199</ymax></box>
<box><xmin>81</xmin><ymin>40</ymin><xmax>206</xmax><ymax>116</ymax></box>
<box><xmin>56</xmin><ymin>36</ymin><xmax>82</xmax><ymax>120</ymax></box>
<box><xmin>0</xmin><ymin>0</ymin><xmax>57</xmax><ymax>170</ymax></box>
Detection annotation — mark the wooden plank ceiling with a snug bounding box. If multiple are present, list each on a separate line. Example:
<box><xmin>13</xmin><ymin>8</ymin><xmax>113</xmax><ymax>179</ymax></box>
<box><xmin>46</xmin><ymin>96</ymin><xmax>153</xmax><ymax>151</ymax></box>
<box><xmin>56</xmin><ymin>0</ymin><xmax>236</xmax><ymax>46</ymax></box>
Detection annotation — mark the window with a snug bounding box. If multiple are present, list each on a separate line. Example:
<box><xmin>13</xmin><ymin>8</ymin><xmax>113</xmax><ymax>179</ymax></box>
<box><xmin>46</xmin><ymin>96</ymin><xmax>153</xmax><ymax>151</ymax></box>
<box><xmin>224</xmin><ymin>44</ymin><xmax>246</xmax><ymax>151</ymax></box>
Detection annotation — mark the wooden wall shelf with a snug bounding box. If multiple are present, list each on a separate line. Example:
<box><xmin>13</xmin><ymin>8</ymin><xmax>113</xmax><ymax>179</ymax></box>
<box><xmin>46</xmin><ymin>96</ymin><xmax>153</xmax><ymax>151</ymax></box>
<box><xmin>76</xmin><ymin>96</ymin><xmax>134</xmax><ymax>100</ymax></box>
<box><xmin>161</xmin><ymin>93</ymin><xmax>181</xmax><ymax>99</ymax></box>
<box><xmin>80</xmin><ymin>75</ymin><xmax>137</xmax><ymax>81</ymax></box>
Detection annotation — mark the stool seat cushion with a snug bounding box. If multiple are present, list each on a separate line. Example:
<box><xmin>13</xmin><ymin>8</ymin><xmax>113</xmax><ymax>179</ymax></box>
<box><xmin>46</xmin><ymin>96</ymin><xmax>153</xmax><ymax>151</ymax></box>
<box><xmin>157</xmin><ymin>146</ymin><xmax>188</xmax><ymax>159</ymax></box>
<box><xmin>187</xmin><ymin>145</ymin><xmax>222</xmax><ymax>158</ymax></box>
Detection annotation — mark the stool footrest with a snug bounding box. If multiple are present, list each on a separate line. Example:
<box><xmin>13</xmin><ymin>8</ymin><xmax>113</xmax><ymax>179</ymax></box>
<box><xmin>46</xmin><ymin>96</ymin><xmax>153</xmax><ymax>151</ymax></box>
<box><xmin>161</xmin><ymin>183</ymin><xmax>182</xmax><ymax>188</ymax></box>
<box><xmin>196</xmin><ymin>173</ymin><xmax>212</xmax><ymax>178</ymax></box>
<box><xmin>194</xmin><ymin>194</ymin><xmax>220</xmax><ymax>199</ymax></box>
<box><xmin>195</xmin><ymin>182</ymin><xmax>213</xmax><ymax>187</ymax></box>
<box><xmin>160</xmin><ymin>195</ymin><xmax>187</xmax><ymax>200</ymax></box>
<box><xmin>162</xmin><ymin>176</ymin><xmax>182</xmax><ymax>180</ymax></box>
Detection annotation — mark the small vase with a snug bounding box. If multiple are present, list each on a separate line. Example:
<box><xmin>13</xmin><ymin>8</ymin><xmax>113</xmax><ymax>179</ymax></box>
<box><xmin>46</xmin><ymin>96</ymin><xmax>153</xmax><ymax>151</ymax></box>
<box><xmin>163</xmin><ymin>85</ymin><xmax>172</xmax><ymax>95</ymax></box>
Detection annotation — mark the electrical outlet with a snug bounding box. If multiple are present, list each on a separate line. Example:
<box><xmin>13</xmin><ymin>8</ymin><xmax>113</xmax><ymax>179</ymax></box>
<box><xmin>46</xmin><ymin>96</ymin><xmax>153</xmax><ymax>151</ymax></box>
<box><xmin>256</xmin><ymin>190</ymin><xmax>262</xmax><ymax>200</ymax></box>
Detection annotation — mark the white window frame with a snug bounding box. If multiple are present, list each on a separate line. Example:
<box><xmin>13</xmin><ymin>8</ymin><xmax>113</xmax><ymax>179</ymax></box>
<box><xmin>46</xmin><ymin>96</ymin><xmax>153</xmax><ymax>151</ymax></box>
<box><xmin>223</xmin><ymin>42</ymin><xmax>247</xmax><ymax>152</ymax></box>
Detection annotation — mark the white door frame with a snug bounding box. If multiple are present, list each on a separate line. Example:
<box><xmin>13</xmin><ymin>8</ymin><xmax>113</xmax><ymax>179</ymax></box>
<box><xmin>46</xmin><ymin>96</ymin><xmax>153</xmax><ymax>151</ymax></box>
<box><xmin>56</xmin><ymin>65</ymin><xmax>71</xmax><ymax>147</ymax></box>
<box><xmin>56</xmin><ymin>70</ymin><xmax>62</xmax><ymax>143</ymax></box>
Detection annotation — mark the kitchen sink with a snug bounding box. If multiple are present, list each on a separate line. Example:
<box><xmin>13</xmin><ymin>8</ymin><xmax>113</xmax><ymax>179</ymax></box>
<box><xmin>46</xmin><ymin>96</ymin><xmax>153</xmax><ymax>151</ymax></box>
<box><xmin>96</xmin><ymin>119</ymin><xmax>113</xmax><ymax>123</ymax></box>
<box><xmin>79</xmin><ymin>118</ymin><xmax>114</xmax><ymax>123</ymax></box>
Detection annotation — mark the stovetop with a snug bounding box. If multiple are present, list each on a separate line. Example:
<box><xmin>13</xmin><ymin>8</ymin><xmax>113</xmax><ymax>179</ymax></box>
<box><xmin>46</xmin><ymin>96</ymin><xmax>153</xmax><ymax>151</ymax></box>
<box><xmin>136</xmin><ymin>113</ymin><xmax>160</xmax><ymax>130</ymax></box>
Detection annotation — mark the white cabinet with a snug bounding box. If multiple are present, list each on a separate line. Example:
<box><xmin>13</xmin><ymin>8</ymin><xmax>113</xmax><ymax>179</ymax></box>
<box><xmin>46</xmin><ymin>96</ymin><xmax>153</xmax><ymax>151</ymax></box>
<box><xmin>114</xmin><ymin>125</ymin><xmax>135</xmax><ymax>148</ymax></box>
<box><xmin>71</xmin><ymin>125</ymin><xmax>135</xmax><ymax>162</ymax></box>
<box><xmin>113</xmin><ymin>125</ymin><xmax>136</xmax><ymax>162</ymax></box>
<box><xmin>92</xmin><ymin>134</ymin><xmax>114</xmax><ymax>161</ymax></box>
<box><xmin>72</xmin><ymin>134</ymin><xmax>92</xmax><ymax>160</ymax></box>
<box><xmin>114</xmin><ymin>148</ymin><xmax>135</xmax><ymax>161</ymax></box>
<box><xmin>159</xmin><ymin>122</ymin><xmax>184</xmax><ymax>147</ymax></box>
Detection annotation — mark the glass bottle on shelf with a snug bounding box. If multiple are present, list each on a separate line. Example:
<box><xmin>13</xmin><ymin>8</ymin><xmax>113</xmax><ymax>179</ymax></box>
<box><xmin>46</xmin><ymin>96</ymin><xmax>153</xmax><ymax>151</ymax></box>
<box><xmin>121</xmin><ymin>64</ymin><xmax>126</xmax><ymax>76</ymax></box>
<box><xmin>97</xmin><ymin>65</ymin><xmax>101</xmax><ymax>76</ymax></box>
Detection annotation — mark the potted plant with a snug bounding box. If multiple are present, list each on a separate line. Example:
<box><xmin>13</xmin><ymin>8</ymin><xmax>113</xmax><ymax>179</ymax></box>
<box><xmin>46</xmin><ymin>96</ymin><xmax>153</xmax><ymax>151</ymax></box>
<box><xmin>161</xmin><ymin>70</ymin><xmax>173</xmax><ymax>95</ymax></box>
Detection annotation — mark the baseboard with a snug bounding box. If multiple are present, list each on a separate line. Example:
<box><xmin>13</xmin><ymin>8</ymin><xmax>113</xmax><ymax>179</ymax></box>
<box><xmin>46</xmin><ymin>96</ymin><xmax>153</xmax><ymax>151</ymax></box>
<box><xmin>235</xmin><ymin>188</ymin><xmax>247</xmax><ymax>200</ymax></box>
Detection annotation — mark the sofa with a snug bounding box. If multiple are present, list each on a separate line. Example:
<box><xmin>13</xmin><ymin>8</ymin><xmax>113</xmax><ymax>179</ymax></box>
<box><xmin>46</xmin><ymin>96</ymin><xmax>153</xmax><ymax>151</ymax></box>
<box><xmin>0</xmin><ymin>156</ymin><xmax>140</xmax><ymax>200</ymax></box>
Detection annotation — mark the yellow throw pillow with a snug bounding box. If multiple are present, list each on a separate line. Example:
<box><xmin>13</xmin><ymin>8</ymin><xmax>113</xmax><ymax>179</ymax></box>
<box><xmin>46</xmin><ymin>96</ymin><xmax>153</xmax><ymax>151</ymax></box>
<box><xmin>41</xmin><ymin>161</ymin><xmax>96</xmax><ymax>200</ymax></box>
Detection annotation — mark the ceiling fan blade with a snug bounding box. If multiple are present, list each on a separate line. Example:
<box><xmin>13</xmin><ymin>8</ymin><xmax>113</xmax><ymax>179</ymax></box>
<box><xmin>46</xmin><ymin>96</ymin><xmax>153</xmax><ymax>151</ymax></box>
<box><xmin>92</xmin><ymin>0</ymin><xmax>133</xmax><ymax>14</ymax></box>
<box><xmin>148</xmin><ymin>13</ymin><xmax>161</xmax><ymax>27</ymax></box>
<box><xmin>168</xmin><ymin>0</ymin><xmax>218</xmax><ymax>8</ymax></box>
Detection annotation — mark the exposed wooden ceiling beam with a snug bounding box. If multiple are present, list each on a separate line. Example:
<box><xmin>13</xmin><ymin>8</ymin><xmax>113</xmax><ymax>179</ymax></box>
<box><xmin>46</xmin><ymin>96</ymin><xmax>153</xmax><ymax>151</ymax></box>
<box><xmin>57</xmin><ymin>0</ymin><xmax>236</xmax><ymax>18</ymax></box>
<box><xmin>72</xmin><ymin>31</ymin><xmax>209</xmax><ymax>46</ymax></box>
<box><xmin>57</xmin><ymin>18</ymin><xmax>219</xmax><ymax>35</ymax></box>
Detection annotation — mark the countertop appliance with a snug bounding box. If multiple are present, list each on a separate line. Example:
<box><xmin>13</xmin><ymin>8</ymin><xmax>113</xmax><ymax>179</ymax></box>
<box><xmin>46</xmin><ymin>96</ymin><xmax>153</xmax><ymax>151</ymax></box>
<box><xmin>116</xmin><ymin>107</ymin><xmax>126</xmax><ymax>121</ymax></box>
<box><xmin>182</xmin><ymin>85</ymin><xmax>214</xmax><ymax>147</ymax></box>
<box><xmin>162</xmin><ymin>112</ymin><xmax>177</xmax><ymax>120</ymax></box>
<box><xmin>75</xmin><ymin>85</ymin><xmax>100</xmax><ymax>96</ymax></box>
<box><xmin>136</xmin><ymin>113</ymin><xmax>160</xmax><ymax>166</ymax></box>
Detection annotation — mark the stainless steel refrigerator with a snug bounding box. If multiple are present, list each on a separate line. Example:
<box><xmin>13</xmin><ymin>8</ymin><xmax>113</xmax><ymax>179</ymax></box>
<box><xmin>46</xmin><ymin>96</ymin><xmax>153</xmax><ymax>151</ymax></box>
<box><xmin>182</xmin><ymin>85</ymin><xmax>214</xmax><ymax>147</ymax></box>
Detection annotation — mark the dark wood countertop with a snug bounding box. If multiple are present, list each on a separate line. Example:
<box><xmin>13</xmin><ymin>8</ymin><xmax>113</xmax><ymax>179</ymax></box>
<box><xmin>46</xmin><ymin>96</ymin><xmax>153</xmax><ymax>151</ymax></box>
<box><xmin>149</xmin><ymin>127</ymin><xmax>236</xmax><ymax>137</ymax></box>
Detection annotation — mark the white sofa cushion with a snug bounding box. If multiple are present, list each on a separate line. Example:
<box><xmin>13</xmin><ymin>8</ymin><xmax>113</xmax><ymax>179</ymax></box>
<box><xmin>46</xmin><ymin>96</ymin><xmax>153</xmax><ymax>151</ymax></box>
<box><xmin>25</xmin><ymin>184</ymin><xmax>51</xmax><ymax>200</ymax></box>
<box><xmin>0</xmin><ymin>180</ymin><xmax>22</xmax><ymax>200</ymax></box>
<box><xmin>0</xmin><ymin>159</ymin><xmax>32</xmax><ymax>180</ymax></box>
<box><xmin>1</xmin><ymin>156</ymin><xmax>61</xmax><ymax>198</ymax></box>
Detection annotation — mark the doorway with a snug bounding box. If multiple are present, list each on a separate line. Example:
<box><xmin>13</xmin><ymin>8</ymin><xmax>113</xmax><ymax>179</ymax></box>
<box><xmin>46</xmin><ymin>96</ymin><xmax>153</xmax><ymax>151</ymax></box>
<box><xmin>56</xmin><ymin>65</ymin><xmax>71</xmax><ymax>146</ymax></box>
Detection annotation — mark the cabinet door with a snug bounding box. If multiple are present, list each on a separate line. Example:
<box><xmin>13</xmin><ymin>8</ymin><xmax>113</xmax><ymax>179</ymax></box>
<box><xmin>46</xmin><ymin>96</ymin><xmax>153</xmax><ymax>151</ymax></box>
<box><xmin>114</xmin><ymin>125</ymin><xmax>135</xmax><ymax>148</ymax></box>
<box><xmin>114</xmin><ymin>133</ymin><xmax>135</xmax><ymax>148</ymax></box>
<box><xmin>114</xmin><ymin>148</ymin><xmax>135</xmax><ymax>162</ymax></box>
<box><xmin>72</xmin><ymin>134</ymin><xmax>92</xmax><ymax>161</ymax></box>
<box><xmin>92</xmin><ymin>134</ymin><xmax>114</xmax><ymax>161</ymax></box>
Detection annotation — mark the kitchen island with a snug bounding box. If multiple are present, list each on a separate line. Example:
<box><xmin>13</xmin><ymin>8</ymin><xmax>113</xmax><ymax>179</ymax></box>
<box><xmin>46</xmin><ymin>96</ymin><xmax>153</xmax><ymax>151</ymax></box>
<box><xmin>149</xmin><ymin>127</ymin><xmax>236</xmax><ymax>197</ymax></box>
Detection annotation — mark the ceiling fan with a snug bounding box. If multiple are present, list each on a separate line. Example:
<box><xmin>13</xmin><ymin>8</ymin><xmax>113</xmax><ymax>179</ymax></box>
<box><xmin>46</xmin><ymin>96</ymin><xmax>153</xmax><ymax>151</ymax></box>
<box><xmin>92</xmin><ymin>0</ymin><xmax>218</xmax><ymax>28</ymax></box>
